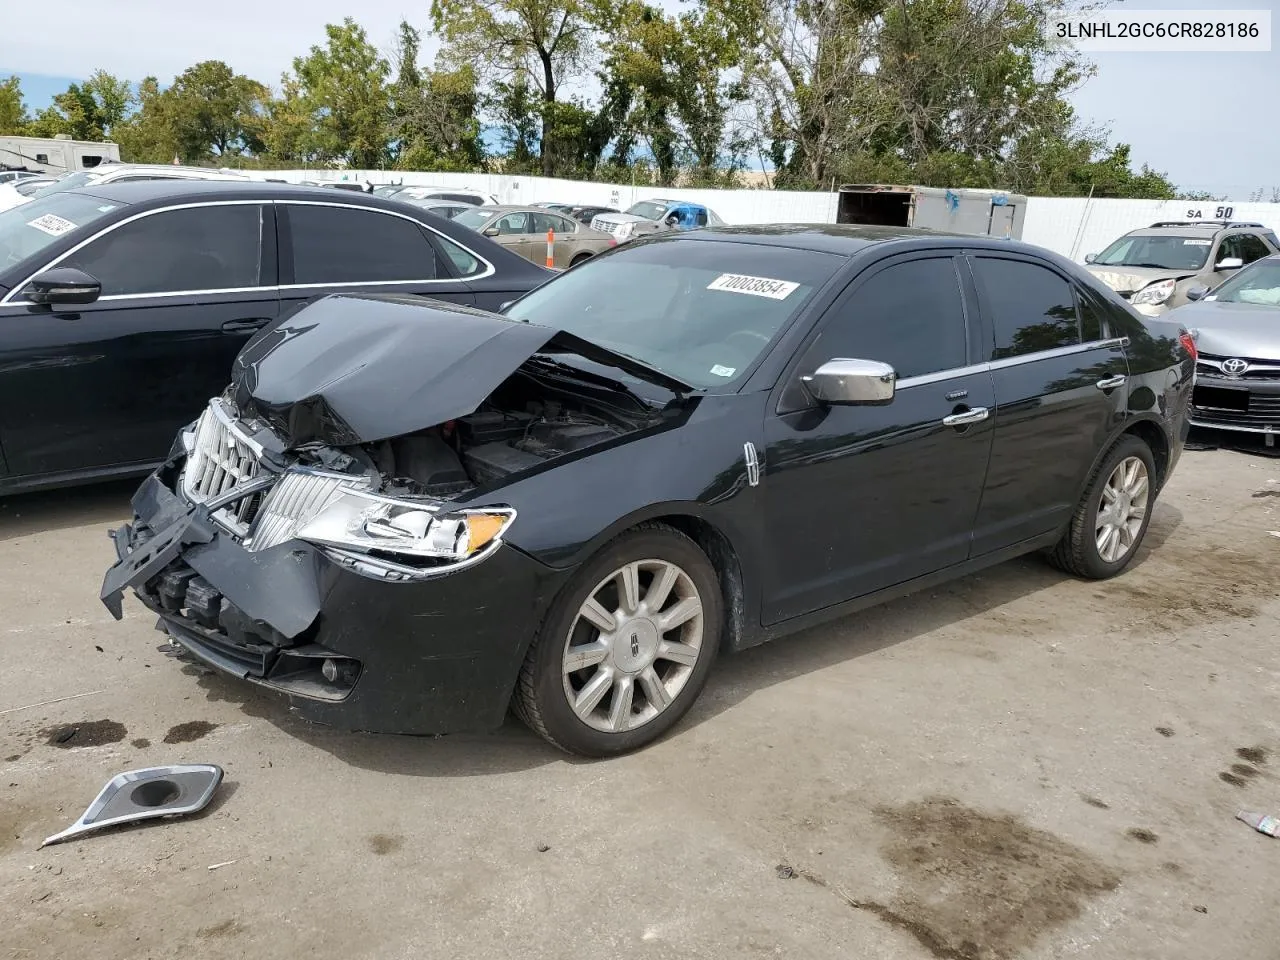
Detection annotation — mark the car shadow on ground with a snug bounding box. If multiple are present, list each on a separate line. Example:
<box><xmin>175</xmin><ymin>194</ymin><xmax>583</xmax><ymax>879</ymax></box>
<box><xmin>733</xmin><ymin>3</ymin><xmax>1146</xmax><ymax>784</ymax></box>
<box><xmin>182</xmin><ymin>501</ymin><xmax>1184</xmax><ymax>777</ymax></box>
<box><xmin>0</xmin><ymin>478</ymin><xmax>138</xmax><ymax>543</ymax></box>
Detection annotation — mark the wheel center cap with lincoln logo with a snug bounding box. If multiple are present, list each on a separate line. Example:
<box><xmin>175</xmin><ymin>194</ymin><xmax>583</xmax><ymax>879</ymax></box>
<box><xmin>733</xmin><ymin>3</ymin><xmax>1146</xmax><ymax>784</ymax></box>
<box><xmin>613</xmin><ymin>617</ymin><xmax>659</xmax><ymax>673</ymax></box>
<box><xmin>1221</xmin><ymin>358</ymin><xmax>1249</xmax><ymax>377</ymax></box>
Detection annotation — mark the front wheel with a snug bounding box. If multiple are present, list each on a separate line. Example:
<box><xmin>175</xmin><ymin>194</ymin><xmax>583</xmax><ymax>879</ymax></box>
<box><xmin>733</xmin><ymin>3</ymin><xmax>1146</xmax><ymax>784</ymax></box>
<box><xmin>514</xmin><ymin>525</ymin><xmax>721</xmax><ymax>756</ymax></box>
<box><xmin>570</xmin><ymin>253</ymin><xmax>592</xmax><ymax>266</ymax></box>
<box><xmin>1047</xmin><ymin>435</ymin><xmax>1157</xmax><ymax>579</ymax></box>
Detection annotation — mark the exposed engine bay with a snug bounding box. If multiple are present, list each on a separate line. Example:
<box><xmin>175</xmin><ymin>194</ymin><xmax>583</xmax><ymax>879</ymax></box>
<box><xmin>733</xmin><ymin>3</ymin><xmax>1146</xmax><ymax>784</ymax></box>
<box><xmin>285</xmin><ymin>364</ymin><xmax>665</xmax><ymax>500</ymax></box>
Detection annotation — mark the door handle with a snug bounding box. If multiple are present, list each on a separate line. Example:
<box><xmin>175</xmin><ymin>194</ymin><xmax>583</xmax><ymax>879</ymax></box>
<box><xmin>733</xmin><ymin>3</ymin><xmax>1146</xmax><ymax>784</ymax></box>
<box><xmin>221</xmin><ymin>318</ymin><xmax>271</xmax><ymax>334</ymax></box>
<box><xmin>942</xmin><ymin>407</ymin><xmax>989</xmax><ymax>427</ymax></box>
<box><xmin>1096</xmin><ymin>375</ymin><xmax>1127</xmax><ymax>391</ymax></box>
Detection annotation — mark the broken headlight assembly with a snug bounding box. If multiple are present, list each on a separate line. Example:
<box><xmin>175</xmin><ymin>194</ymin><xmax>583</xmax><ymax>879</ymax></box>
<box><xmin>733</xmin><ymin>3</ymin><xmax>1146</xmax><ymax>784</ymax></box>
<box><xmin>245</xmin><ymin>469</ymin><xmax>516</xmax><ymax>577</ymax></box>
<box><xmin>1131</xmin><ymin>278</ymin><xmax>1178</xmax><ymax>306</ymax></box>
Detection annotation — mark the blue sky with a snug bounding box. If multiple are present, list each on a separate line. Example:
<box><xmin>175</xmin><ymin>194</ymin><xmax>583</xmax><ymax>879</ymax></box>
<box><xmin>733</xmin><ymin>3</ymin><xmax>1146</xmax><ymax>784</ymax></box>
<box><xmin>4</xmin><ymin>0</ymin><xmax>1277</xmax><ymax>197</ymax></box>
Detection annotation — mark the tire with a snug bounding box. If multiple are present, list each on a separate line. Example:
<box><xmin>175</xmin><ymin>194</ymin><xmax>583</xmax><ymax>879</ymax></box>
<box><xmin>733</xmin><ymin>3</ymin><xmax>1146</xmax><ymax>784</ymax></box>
<box><xmin>514</xmin><ymin>523</ymin><xmax>722</xmax><ymax>757</ymax></box>
<box><xmin>1047</xmin><ymin>434</ymin><xmax>1157</xmax><ymax>579</ymax></box>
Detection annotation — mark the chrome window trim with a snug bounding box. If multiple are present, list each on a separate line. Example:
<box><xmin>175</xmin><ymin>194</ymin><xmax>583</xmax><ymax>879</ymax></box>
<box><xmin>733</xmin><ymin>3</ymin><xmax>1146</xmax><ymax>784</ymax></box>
<box><xmin>276</xmin><ymin>199</ymin><xmax>495</xmax><ymax>282</ymax></box>
<box><xmin>895</xmin><ymin>338</ymin><xmax>1128</xmax><ymax>390</ymax></box>
<box><xmin>0</xmin><ymin>200</ymin><xmax>272</xmax><ymax>306</ymax></box>
<box><xmin>0</xmin><ymin>198</ymin><xmax>496</xmax><ymax>306</ymax></box>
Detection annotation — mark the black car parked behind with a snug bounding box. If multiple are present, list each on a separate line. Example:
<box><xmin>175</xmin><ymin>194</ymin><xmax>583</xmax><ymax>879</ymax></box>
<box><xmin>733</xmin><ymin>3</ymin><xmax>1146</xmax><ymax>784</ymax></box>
<box><xmin>0</xmin><ymin>181</ymin><xmax>550</xmax><ymax>494</ymax></box>
<box><xmin>100</xmin><ymin>225</ymin><xmax>1194</xmax><ymax>757</ymax></box>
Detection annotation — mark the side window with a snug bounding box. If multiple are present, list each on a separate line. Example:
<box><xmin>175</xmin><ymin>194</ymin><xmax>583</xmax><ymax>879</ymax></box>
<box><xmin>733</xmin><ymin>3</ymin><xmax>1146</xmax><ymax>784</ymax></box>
<box><xmin>35</xmin><ymin>153</ymin><xmax>49</xmax><ymax>164</ymax></box>
<box><xmin>1215</xmin><ymin>234</ymin><xmax>1244</xmax><ymax>264</ymax></box>
<box><xmin>970</xmin><ymin>257</ymin><xmax>1080</xmax><ymax>360</ymax></box>
<box><xmin>1077</xmin><ymin>290</ymin><xmax>1107</xmax><ymax>342</ymax></box>
<box><xmin>493</xmin><ymin>212</ymin><xmax>530</xmax><ymax>235</ymax></box>
<box><xmin>442</xmin><ymin>193</ymin><xmax>479</xmax><ymax>204</ymax></box>
<box><xmin>694</xmin><ymin>209</ymin><xmax>708</xmax><ymax>227</ymax></box>
<box><xmin>531</xmin><ymin>213</ymin><xmax>573</xmax><ymax>234</ymax></box>
<box><xmin>287</xmin><ymin>205</ymin><xmax>439</xmax><ymax>284</ymax></box>
<box><xmin>61</xmin><ymin>204</ymin><xmax>264</xmax><ymax>296</ymax></box>
<box><xmin>802</xmin><ymin>258</ymin><xmax>968</xmax><ymax>381</ymax></box>
<box><xmin>1237</xmin><ymin>234</ymin><xmax>1271</xmax><ymax>264</ymax></box>
<box><xmin>432</xmin><ymin>232</ymin><xmax>485</xmax><ymax>278</ymax></box>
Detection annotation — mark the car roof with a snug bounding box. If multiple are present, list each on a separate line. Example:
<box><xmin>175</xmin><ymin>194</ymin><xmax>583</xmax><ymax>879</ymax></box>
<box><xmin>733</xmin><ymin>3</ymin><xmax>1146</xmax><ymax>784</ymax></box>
<box><xmin>1125</xmin><ymin>225</ymin><xmax>1263</xmax><ymax>238</ymax></box>
<box><xmin>66</xmin><ymin>180</ymin><xmax>416</xmax><ymax>207</ymax></box>
<box><xmin>90</xmin><ymin>162</ymin><xmax>250</xmax><ymax>178</ymax></box>
<box><xmin>674</xmin><ymin>223</ymin><xmax>1005</xmax><ymax>256</ymax></box>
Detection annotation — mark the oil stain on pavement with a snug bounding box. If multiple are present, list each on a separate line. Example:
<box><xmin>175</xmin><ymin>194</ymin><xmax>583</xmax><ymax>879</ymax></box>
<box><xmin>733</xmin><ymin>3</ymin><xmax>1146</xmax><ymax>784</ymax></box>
<box><xmin>855</xmin><ymin>797</ymin><xmax>1119</xmax><ymax>960</ymax></box>
<box><xmin>162</xmin><ymin>721</ymin><xmax>218</xmax><ymax>744</ymax></box>
<box><xmin>42</xmin><ymin>720</ymin><xmax>127</xmax><ymax>748</ymax></box>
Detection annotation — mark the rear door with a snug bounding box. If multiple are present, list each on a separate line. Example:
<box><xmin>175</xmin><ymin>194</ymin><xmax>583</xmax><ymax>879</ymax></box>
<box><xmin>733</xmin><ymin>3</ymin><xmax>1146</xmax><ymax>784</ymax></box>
<box><xmin>966</xmin><ymin>253</ymin><xmax>1129</xmax><ymax>555</ymax></box>
<box><xmin>277</xmin><ymin>201</ymin><xmax>476</xmax><ymax>315</ymax></box>
<box><xmin>531</xmin><ymin>211</ymin><xmax>578</xmax><ymax>267</ymax></box>
<box><xmin>0</xmin><ymin>200</ymin><xmax>278</xmax><ymax>480</ymax></box>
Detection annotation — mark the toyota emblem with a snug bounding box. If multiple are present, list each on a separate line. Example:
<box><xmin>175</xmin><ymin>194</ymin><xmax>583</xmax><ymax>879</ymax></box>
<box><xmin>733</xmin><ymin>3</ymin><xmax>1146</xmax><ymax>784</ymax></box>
<box><xmin>1221</xmin><ymin>358</ymin><xmax>1249</xmax><ymax>377</ymax></box>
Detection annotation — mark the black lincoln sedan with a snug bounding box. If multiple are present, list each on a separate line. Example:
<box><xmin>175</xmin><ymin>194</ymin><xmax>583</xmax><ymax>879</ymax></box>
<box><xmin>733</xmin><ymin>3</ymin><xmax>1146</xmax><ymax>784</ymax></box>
<box><xmin>101</xmin><ymin>225</ymin><xmax>1194</xmax><ymax>757</ymax></box>
<box><xmin>0</xmin><ymin>181</ymin><xmax>550</xmax><ymax>495</ymax></box>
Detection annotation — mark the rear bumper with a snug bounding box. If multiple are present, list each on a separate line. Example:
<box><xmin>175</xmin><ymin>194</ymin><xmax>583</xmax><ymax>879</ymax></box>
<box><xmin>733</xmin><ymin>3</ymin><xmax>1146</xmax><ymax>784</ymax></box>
<box><xmin>1190</xmin><ymin>374</ymin><xmax>1280</xmax><ymax>435</ymax></box>
<box><xmin>101</xmin><ymin>473</ymin><xmax>569</xmax><ymax>735</ymax></box>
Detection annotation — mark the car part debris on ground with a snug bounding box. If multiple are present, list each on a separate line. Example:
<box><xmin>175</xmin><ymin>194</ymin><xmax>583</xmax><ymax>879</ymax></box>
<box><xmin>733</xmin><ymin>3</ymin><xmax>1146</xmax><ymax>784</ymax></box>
<box><xmin>1238</xmin><ymin>811</ymin><xmax>1280</xmax><ymax>838</ymax></box>
<box><xmin>39</xmin><ymin>764</ymin><xmax>223</xmax><ymax>848</ymax></box>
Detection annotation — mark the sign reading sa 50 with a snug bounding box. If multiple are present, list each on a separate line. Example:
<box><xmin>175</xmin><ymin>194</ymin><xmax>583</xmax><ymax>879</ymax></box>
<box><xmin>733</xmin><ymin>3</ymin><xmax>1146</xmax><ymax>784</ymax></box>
<box><xmin>1184</xmin><ymin>206</ymin><xmax>1235</xmax><ymax>219</ymax></box>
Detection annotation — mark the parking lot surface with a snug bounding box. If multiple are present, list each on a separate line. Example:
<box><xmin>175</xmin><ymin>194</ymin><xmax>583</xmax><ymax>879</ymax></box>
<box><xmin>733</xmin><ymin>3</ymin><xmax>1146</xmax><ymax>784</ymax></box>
<box><xmin>3</xmin><ymin>448</ymin><xmax>1279</xmax><ymax>960</ymax></box>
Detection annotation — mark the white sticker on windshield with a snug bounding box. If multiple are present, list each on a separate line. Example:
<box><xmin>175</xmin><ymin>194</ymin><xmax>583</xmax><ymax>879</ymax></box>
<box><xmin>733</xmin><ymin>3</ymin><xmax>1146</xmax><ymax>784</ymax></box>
<box><xmin>1183</xmin><ymin>239</ymin><xmax>1211</xmax><ymax>246</ymax></box>
<box><xmin>709</xmin><ymin>364</ymin><xmax>736</xmax><ymax>378</ymax></box>
<box><xmin>27</xmin><ymin>213</ymin><xmax>78</xmax><ymax>237</ymax></box>
<box><xmin>97</xmin><ymin>205</ymin><xmax>117</xmax><ymax>213</ymax></box>
<box><xmin>707</xmin><ymin>273</ymin><xmax>799</xmax><ymax>300</ymax></box>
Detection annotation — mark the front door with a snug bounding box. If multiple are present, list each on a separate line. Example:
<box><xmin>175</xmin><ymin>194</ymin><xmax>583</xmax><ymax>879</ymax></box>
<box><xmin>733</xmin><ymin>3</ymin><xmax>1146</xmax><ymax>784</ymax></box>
<box><xmin>0</xmin><ymin>201</ymin><xmax>278</xmax><ymax>481</ymax></box>
<box><xmin>276</xmin><ymin>202</ymin><xmax>477</xmax><ymax>315</ymax></box>
<box><xmin>965</xmin><ymin>254</ymin><xmax>1129</xmax><ymax>555</ymax></box>
<box><xmin>761</xmin><ymin>254</ymin><xmax>996</xmax><ymax>624</ymax></box>
<box><xmin>531</xmin><ymin>211</ymin><xmax>578</xmax><ymax>268</ymax></box>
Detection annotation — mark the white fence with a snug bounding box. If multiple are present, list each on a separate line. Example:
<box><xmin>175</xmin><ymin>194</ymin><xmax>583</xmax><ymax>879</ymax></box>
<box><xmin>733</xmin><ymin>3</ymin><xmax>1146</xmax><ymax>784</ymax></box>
<box><xmin>265</xmin><ymin>168</ymin><xmax>1280</xmax><ymax>262</ymax></box>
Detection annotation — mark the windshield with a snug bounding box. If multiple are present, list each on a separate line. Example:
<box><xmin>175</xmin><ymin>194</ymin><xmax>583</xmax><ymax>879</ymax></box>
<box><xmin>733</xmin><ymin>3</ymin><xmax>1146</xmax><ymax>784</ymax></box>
<box><xmin>0</xmin><ymin>192</ymin><xmax>125</xmax><ymax>272</ymax></box>
<box><xmin>15</xmin><ymin>179</ymin><xmax>53</xmax><ymax>197</ymax></box>
<box><xmin>454</xmin><ymin>208</ymin><xmax>496</xmax><ymax>230</ymax></box>
<box><xmin>503</xmin><ymin>238</ymin><xmax>845</xmax><ymax>389</ymax></box>
<box><xmin>1208</xmin><ymin>260</ymin><xmax>1280</xmax><ymax>306</ymax></box>
<box><xmin>29</xmin><ymin>171</ymin><xmax>99</xmax><ymax>200</ymax></box>
<box><xmin>625</xmin><ymin>201</ymin><xmax>671</xmax><ymax>221</ymax></box>
<box><xmin>1094</xmin><ymin>234</ymin><xmax>1211</xmax><ymax>271</ymax></box>
<box><xmin>373</xmin><ymin>185</ymin><xmax>403</xmax><ymax>197</ymax></box>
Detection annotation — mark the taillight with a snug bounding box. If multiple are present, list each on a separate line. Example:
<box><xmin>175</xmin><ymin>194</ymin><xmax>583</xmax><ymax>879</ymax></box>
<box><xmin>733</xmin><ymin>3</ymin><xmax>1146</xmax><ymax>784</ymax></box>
<box><xmin>1178</xmin><ymin>330</ymin><xmax>1197</xmax><ymax>361</ymax></box>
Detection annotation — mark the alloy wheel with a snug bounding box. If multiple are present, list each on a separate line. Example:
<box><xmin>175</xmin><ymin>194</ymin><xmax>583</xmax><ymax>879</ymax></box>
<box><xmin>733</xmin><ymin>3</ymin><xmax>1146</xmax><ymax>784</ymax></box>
<box><xmin>561</xmin><ymin>559</ymin><xmax>704</xmax><ymax>734</ymax></box>
<box><xmin>1095</xmin><ymin>455</ymin><xmax>1150</xmax><ymax>563</ymax></box>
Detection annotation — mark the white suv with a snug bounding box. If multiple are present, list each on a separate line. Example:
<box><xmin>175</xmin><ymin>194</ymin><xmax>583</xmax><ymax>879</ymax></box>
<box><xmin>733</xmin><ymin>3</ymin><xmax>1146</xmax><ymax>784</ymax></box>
<box><xmin>0</xmin><ymin>163</ymin><xmax>251</xmax><ymax>213</ymax></box>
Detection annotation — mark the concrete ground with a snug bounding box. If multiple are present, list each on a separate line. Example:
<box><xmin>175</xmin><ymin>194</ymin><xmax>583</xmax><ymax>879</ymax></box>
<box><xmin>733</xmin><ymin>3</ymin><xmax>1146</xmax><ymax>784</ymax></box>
<box><xmin>2</xmin><ymin>448</ymin><xmax>1279</xmax><ymax>960</ymax></box>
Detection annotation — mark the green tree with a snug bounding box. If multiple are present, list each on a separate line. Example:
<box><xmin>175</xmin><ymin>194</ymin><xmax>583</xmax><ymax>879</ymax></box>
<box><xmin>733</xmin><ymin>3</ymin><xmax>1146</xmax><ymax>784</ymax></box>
<box><xmin>164</xmin><ymin>61</ymin><xmax>268</xmax><ymax>161</ymax></box>
<box><xmin>431</xmin><ymin>0</ymin><xmax>592</xmax><ymax>176</ymax></box>
<box><xmin>281</xmin><ymin>18</ymin><xmax>391</xmax><ymax>168</ymax></box>
<box><xmin>113</xmin><ymin>77</ymin><xmax>180</xmax><ymax>163</ymax></box>
<box><xmin>26</xmin><ymin>84</ymin><xmax>106</xmax><ymax>140</ymax></box>
<box><xmin>388</xmin><ymin>21</ymin><xmax>485</xmax><ymax>171</ymax></box>
<box><xmin>0</xmin><ymin>76</ymin><xmax>31</xmax><ymax>135</ymax></box>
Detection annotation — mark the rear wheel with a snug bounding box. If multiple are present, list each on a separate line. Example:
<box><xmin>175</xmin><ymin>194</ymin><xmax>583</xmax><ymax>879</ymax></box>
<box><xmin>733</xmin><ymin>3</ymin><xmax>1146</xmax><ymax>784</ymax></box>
<box><xmin>570</xmin><ymin>252</ymin><xmax>592</xmax><ymax>266</ymax></box>
<box><xmin>1047</xmin><ymin>435</ymin><xmax>1156</xmax><ymax>579</ymax></box>
<box><xmin>514</xmin><ymin>525</ymin><xmax>721</xmax><ymax>756</ymax></box>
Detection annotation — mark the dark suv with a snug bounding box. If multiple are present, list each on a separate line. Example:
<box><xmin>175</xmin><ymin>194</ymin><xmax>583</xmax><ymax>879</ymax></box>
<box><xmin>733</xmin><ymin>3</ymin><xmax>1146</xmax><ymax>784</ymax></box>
<box><xmin>101</xmin><ymin>225</ymin><xmax>1194</xmax><ymax>757</ymax></box>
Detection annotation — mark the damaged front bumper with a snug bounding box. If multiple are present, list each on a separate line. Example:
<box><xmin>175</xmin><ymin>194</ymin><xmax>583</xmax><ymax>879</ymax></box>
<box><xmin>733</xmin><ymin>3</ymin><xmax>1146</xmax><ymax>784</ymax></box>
<box><xmin>101</xmin><ymin>471</ymin><xmax>568</xmax><ymax>735</ymax></box>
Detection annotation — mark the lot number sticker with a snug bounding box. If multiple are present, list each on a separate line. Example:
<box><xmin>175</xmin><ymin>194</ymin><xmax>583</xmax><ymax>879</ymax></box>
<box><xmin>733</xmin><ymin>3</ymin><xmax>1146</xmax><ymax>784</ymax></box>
<box><xmin>27</xmin><ymin>213</ymin><xmax>78</xmax><ymax>237</ymax></box>
<box><xmin>707</xmin><ymin>273</ymin><xmax>799</xmax><ymax>300</ymax></box>
<box><xmin>1183</xmin><ymin>239</ymin><xmax>1211</xmax><ymax>246</ymax></box>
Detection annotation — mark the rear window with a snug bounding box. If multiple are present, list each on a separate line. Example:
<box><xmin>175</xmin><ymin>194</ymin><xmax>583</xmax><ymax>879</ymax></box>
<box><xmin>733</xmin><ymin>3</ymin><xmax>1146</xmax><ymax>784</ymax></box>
<box><xmin>0</xmin><ymin>192</ymin><xmax>124</xmax><ymax>272</ymax></box>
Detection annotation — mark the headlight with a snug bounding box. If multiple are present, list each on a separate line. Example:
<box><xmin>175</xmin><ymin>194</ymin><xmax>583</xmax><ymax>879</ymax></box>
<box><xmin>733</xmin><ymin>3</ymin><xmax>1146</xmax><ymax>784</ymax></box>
<box><xmin>244</xmin><ymin>469</ymin><xmax>516</xmax><ymax>575</ymax></box>
<box><xmin>298</xmin><ymin>492</ymin><xmax>515</xmax><ymax>566</ymax></box>
<box><xmin>1131</xmin><ymin>278</ymin><xmax>1177</xmax><ymax>306</ymax></box>
<box><xmin>616</xmin><ymin>222</ymin><xmax>634</xmax><ymax>239</ymax></box>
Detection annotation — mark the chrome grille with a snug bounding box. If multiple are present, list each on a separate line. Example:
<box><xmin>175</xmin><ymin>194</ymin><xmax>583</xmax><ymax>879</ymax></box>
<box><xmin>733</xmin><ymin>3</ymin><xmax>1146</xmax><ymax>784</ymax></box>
<box><xmin>246</xmin><ymin>471</ymin><xmax>370</xmax><ymax>552</ymax></box>
<box><xmin>1197</xmin><ymin>354</ymin><xmax>1280</xmax><ymax>381</ymax></box>
<box><xmin>180</xmin><ymin>399</ymin><xmax>263</xmax><ymax>530</ymax></box>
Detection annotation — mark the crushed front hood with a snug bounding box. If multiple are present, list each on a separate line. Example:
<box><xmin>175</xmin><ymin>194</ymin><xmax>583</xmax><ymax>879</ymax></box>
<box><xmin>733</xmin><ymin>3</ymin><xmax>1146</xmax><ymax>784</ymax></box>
<box><xmin>1086</xmin><ymin>265</ymin><xmax>1190</xmax><ymax>295</ymax></box>
<box><xmin>230</xmin><ymin>293</ymin><xmax>690</xmax><ymax>447</ymax></box>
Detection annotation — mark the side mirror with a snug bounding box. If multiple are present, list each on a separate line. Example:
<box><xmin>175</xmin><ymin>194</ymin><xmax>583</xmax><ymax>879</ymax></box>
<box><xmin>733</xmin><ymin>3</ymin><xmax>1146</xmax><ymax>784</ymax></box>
<box><xmin>498</xmin><ymin>300</ymin><xmax>514</xmax><ymax>312</ymax></box>
<box><xmin>1083</xmin><ymin>253</ymin><xmax>1098</xmax><ymax>264</ymax></box>
<box><xmin>801</xmin><ymin>358</ymin><xmax>896</xmax><ymax>406</ymax></box>
<box><xmin>1215</xmin><ymin>257</ymin><xmax>1244</xmax><ymax>270</ymax></box>
<box><xmin>26</xmin><ymin>267</ymin><xmax>102</xmax><ymax>306</ymax></box>
<box><xmin>1185</xmin><ymin>284</ymin><xmax>1210</xmax><ymax>301</ymax></box>
<box><xmin>482</xmin><ymin>225</ymin><xmax>500</xmax><ymax>237</ymax></box>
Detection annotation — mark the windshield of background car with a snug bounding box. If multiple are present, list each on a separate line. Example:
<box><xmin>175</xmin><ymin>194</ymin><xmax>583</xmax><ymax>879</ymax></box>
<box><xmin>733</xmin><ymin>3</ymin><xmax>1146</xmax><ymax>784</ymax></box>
<box><xmin>1209</xmin><ymin>260</ymin><xmax>1280</xmax><ymax>305</ymax></box>
<box><xmin>1094</xmin><ymin>234</ymin><xmax>1211</xmax><ymax>270</ymax></box>
<box><xmin>503</xmin><ymin>238</ymin><xmax>845</xmax><ymax>389</ymax></box>
<box><xmin>625</xmin><ymin>201</ymin><xmax>670</xmax><ymax>221</ymax></box>
<box><xmin>28</xmin><ymin>171</ymin><xmax>99</xmax><ymax>200</ymax></box>
<box><xmin>0</xmin><ymin>192</ymin><xmax>124</xmax><ymax>272</ymax></box>
<box><xmin>454</xmin><ymin>208</ymin><xmax>496</xmax><ymax>230</ymax></box>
